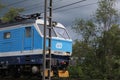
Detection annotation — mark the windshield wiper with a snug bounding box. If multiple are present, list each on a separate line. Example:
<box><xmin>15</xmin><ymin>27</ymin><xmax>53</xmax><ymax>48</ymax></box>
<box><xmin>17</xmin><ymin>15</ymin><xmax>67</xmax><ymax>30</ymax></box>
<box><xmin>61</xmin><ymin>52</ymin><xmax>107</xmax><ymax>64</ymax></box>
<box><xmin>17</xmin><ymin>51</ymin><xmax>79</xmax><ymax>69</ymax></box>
<box><xmin>57</xmin><ymin>32</ymin><xmax>66</xmax><ymax>39</ymax></box>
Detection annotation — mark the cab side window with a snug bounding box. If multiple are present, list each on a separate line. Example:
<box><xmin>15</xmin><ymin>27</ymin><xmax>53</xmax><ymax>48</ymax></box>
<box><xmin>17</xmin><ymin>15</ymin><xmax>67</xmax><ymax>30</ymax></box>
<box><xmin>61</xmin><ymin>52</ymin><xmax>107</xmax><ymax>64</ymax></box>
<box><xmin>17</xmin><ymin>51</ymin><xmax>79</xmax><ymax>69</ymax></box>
<box><xmin>4</xmin><ymin>32</ymin><xmax>11</xmax><ymax>39</ymax></box>
<box><xmin>25</xmin><ymin>27</ymin><xmax>31</xmax><ymax>37</ymax></box>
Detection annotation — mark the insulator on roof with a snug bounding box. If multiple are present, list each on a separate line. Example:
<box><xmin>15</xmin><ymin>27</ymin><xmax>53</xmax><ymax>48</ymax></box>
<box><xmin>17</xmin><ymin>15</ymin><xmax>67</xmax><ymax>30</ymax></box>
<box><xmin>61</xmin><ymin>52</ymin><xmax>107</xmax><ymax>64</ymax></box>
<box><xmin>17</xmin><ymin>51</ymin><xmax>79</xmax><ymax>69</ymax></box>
<box><xmin>15</xmin><ymin>13</ymin><xmax>41</xmax><ymax>21</ymax></box>
<box><xmin>52</xmin><ymin>21</ymin><xmax>57</xmax><ymax>27</ymax></box>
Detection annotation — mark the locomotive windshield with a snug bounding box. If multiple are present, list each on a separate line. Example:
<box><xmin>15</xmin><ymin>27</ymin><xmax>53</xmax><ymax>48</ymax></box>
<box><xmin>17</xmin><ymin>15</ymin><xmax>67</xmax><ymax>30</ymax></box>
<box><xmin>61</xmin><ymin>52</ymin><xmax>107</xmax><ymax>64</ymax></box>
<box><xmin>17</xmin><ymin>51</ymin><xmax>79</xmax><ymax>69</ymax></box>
<box><xmin>53</xmin><ymin>27</ymin><xmax>70</xmax><ymax>39</ymax></box>
<box><xmin>37</xmin><ymin>24</ymin><xmax>70</xmax><ymax>39</ymax></box>
<box><xmin>37</xmin><ymin>24</ymin><xmax>56</xmax><ymax>37</ymax></box>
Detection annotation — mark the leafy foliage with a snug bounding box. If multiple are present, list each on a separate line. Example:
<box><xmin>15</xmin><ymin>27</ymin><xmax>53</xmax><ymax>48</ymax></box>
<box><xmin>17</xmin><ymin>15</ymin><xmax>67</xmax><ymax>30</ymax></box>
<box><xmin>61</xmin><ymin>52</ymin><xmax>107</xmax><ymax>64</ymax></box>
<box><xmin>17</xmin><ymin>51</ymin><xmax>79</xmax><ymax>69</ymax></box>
<box><xmin>95</xmin><ymin>0</ymin><xmax>119</xmax><ymax>31</ymax></box>
<box><xmin>71</xmin><ymin>0</ymin><xmax>120</xmax><ymax>80</ymax></box>
<box><xmin>0</xmin><ymin>1</ymin><xmax>4</xmax><ymax>10</ymax></box>
<box><xmin>73</xmin><ymin>19</ymin><xmax>96</xmax><ymax>44</ymax></box>
<box><xmin>1</xmin><ymin>8</ymin><xmax>24</xmax><ymax>23</ymax></box>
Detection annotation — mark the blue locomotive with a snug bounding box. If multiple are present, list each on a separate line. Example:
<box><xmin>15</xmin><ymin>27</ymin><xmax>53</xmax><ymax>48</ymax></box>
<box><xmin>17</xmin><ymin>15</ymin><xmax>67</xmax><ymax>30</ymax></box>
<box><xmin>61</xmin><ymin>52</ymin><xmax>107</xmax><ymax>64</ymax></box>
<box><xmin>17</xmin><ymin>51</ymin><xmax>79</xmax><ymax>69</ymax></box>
<box><xmin>0</xmin><ymin>13</ymin><xmax>72</xmax><ymax>77</ymax></box>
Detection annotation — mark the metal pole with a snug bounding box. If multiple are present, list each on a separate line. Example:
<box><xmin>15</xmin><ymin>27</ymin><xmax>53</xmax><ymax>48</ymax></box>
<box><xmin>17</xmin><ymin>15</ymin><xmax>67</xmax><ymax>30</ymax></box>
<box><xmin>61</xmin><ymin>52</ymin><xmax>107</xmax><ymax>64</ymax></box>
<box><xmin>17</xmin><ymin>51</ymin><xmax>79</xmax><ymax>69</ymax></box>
<box><xmin>48</xmin><ymin>0</ymin><xmax>52</xmax><ymax>79</ymax></box>
<box><xmin>43</xmin><ymin>0</ymin><xmax>52</xmax><ymax>80</ymax></box>
<box><xmin>43</xmin><ymin>0</ymin><xmax>47</xmax><ymax>80</ymax></box>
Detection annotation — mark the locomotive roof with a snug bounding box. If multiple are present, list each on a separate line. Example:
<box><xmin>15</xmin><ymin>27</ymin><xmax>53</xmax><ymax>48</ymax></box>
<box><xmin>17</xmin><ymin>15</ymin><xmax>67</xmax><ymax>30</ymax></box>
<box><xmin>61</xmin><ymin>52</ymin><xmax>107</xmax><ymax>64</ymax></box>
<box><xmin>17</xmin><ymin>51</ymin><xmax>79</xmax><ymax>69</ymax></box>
<box><xmin>36</xmin><ymin>19</ymin><xmax>65</xmax><ymax>29</ymax></box>
<box><xmin>0</xmin><ymin>19</ymin><xmax>35</xmax><ymax>28</ymax></box>
<box><xmin>0</xmin><ymin>19</ymin><xmax>65</xmax><ymax>29</ymax></box>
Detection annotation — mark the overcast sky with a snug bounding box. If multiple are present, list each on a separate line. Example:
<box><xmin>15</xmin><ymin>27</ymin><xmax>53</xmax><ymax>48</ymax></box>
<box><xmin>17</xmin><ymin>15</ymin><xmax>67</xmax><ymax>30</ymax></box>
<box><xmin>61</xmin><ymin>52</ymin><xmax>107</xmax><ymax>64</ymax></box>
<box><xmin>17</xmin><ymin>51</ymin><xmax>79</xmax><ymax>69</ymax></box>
<box><xmin>0</xmin><ymin>0</ymin><xmax>120</xmax><ymax>39</ymax></box>
<box><xmin>0</xmin><ymin>0</ymin><xmax>100</xmax><ymax>25</ymax></box>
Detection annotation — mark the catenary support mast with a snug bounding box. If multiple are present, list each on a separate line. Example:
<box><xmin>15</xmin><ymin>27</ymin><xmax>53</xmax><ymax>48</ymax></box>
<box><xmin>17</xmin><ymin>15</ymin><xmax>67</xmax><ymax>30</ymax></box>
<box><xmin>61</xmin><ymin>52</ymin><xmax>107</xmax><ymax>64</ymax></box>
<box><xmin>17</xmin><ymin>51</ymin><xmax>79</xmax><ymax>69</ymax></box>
<box><xmin>43</xmin><ymin>0</ymin><xmax>52</xmax><ymax>80</ymax></box>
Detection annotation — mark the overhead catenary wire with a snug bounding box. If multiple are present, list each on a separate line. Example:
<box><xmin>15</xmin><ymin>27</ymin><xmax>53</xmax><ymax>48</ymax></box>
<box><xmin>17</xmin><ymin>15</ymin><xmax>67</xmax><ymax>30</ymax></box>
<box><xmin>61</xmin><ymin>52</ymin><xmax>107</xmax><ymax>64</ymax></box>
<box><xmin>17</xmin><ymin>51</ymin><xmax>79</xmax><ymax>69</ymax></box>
<box><xmin>2</xmin><ymin>0</ymin><xmax>119</xmax><ymax>14</ymax></box>
<box><xmin>24</xmin><ymin>0</ymin><xmax>64</xmax><ymax>12</ymax></box>
<box><xmin>23</xmin><ymin>0</ymin><xmax>98</xmax><ymax>14</ymax></box>
<box><xmin>6</xmin><ymin>0</ymin><xmax>28</xmax><ymax>7</ymax></box>
<box><xmin>53</xmin><ymin>0</ymin><xmax>86</xmax><ymax>11</ymax></box>
<box><xmin>2</xmin><ymin>0</ymin><xmax>44</xmax><ymax>11</ymax></box>
<box><xmin>3</xmin><ymin>0</ymin><xmax>62</xmax><ymax>11</ymax></box>
<box><xmin>3</xmin><ymin>0</ymin><xmax>86</xmax><ymax>13</ymax></box>
<box><xmin>53</xmin><ymin>2</ymin><xmax>98</xmax><ymax>12</ymax></box>
<box><xmin>1</xmin><ymin>0</ymin><xmax>98</xmax><ymax>16</ymax></box>
<box><xmin>24</xmin><ymin>0</ymin><xmax>87</xmax><ymax>13</ymax></box>
<box><xmin>22</xmin><ymin>0</ymin><xmax>46</xmax><ymax>11</ymax></box>
<box><xmin>25</xmin><ymin>3</ymin><xmax>44</xmax><ymax>11</ymax></box>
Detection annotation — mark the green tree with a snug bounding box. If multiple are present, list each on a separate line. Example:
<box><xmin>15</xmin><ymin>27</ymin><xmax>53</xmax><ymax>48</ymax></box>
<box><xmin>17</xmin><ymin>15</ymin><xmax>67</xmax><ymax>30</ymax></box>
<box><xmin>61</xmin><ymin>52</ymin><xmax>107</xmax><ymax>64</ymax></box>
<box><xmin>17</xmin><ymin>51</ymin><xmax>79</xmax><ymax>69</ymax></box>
<box><xmin>72</xmin><ymin>19</ymin><xmax>99</xmax><ymax>79</ymax></box>
<box><xmin>0</xmin><ymin>1</ymin><xmax>4</xmax><ymax>10</ymax></box>
<box><xmin>97</xmin><ymin>25</ymin><xmax>120</xmax><ymax>79</ymax></box>
<box><xmin>95</xmin><ymin>0</ymin><xmax>120</xmax><ymax>79</ymax></box>
<box><xmin>72</xmin><ymin>0</ymin><xmax>120</xmax><ymax>80</ymax></box>
<box><xmin>95</xmin><ymin>0</ymin><xmax>119</xmax><ymax>31</ymax></box>
<box><xmin>73</xmin><ymin>19</ymin><xmax>96</xmax><ymax>44</ymax></box>
<box><xmin>1</xmin><ymin>8</ymin><xmax>24</xmax><ymax>23</ymax></box>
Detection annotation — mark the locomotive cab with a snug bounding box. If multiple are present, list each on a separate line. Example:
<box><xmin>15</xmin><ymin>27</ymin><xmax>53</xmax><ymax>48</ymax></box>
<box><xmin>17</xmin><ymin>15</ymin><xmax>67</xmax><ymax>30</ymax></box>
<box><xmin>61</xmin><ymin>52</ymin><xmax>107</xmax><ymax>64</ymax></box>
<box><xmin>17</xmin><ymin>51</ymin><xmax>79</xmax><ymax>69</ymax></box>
<box><xmin>36</xmin><ymin>19</ymin><xmax>72</xmax><ymax>56</ymax></box>
<box><xmin>36</xmin><ymin>20</ymin><xmax>72</xmax><ymax>57</ymax></box>
<box><xmin>36</xmin><ymin>19</ymin><xmax>72</xmax><ymax>75</ymax></box>
<box><xmin>36</xmin><ymin>19</ymin><xmax>70</xmax><ymax>40</ymax></box>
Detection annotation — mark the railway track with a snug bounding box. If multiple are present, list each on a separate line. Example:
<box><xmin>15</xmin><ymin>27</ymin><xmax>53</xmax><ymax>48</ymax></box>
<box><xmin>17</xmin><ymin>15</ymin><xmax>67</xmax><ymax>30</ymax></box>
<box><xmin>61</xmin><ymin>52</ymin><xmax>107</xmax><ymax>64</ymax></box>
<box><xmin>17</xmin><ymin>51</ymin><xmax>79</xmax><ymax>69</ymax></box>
<box><xmin>0</xmin><ymin>77</ymin><xmax>70</xmax><ymax>80</ymax></box>
<box><xmin>0</xmin><ymin>76</ymin><xmax>69</xmax><ymax>80</ymax></box>
<box><xmin>0</xmin><ymin>76</ymin><xmax>41</xmax><ymax>80</ymax></box>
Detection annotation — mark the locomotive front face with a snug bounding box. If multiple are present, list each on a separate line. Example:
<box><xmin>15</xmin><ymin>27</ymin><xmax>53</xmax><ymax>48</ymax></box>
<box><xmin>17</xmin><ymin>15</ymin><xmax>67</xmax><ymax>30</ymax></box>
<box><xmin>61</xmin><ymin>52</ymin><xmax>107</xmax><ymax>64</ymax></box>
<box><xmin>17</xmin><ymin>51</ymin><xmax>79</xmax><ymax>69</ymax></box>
<box><xmin>36</xmin><ymin>19</ymin><xmax>72</xmax><ymax>56</ymax></box>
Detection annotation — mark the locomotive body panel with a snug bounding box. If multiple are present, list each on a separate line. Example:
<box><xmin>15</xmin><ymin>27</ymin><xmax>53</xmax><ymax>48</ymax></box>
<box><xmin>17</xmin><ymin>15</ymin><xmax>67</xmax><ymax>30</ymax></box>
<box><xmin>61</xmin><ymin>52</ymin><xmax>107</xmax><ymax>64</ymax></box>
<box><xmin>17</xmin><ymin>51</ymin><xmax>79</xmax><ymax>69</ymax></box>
<box><xmin>0</xmin><ymin>19</ymin><xmax>72</xmax><ymax>66</ymax></box>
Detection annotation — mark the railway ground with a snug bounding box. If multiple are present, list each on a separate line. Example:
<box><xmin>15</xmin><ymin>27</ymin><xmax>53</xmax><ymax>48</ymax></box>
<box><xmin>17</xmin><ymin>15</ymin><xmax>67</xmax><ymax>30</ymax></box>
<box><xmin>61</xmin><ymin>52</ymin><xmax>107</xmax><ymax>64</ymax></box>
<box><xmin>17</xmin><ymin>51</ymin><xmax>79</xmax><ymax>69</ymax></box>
<box><xmin>0</xmin><ymin>76</ymin><xmax>72</xmax><ymax>80</ymax></box>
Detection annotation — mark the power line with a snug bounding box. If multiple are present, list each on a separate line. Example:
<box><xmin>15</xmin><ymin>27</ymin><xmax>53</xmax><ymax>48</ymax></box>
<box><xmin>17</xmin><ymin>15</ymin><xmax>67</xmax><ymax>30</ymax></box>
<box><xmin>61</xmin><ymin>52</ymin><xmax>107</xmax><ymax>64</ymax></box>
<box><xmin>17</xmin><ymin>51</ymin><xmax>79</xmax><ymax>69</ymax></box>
<box><xmin>38</xmin><ymin>0</ymin><xmax>86</xmax><ymax>13</ymax></box>
<box><xmin>24</xmin><ymin>0</ymin><xmax>44</xmax><ymax>9</ymax></box>
<box><xmin>3</xmin><ymin>0</ymin><xmax>43</xmax><ymax>9</ymax></box>
<box><xmin>6</xmin><ymin>0</ymin><xmax>28</xmax><ymax>7</ymax></box>
<box><xmin>25</xmin><ymin>3</ymin><xmax>44</xmax><ymax>11</ymax></box>
<box><xmin>54</xmin><ymin>2</ymin><xmax>98</xmax><ymax>13</ymax></box>
<box><xmin>53</xmin><ymin>0</ymin><xmax>63</xmax><ymax>4</ymax></box>
<box><xmin>24</xmin><ymin>0</ymin><xmax>63</xmax><ymax>11</ymax></box>
<box><xmin>13</xmin><ymin>0</ymin><xmax>86</xmax><ymax>13</ymax></box>
<box><xmin>53</xmin><ymin>0</ymin><xmax>86</xmax><ymax>11</ymax></box>
<box><xmin>2</xmin><ymin>0</ymin><xmax>93</xmax><ymax>15</ymax></box>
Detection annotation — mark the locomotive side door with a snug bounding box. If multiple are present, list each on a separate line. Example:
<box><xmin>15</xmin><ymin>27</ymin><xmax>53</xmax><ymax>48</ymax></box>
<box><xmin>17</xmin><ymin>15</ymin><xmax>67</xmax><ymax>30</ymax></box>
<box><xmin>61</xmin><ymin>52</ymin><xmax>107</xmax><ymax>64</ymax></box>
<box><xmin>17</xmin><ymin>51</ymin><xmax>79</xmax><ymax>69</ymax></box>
<box><xmin>24</xmin><ymin>27</ymin><xmax>34</xmax><ymax>51</ymax></box>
